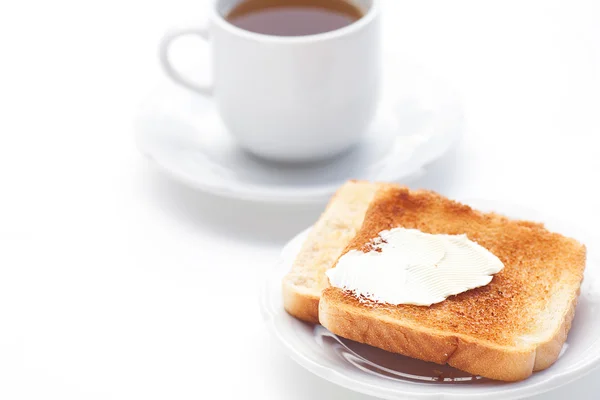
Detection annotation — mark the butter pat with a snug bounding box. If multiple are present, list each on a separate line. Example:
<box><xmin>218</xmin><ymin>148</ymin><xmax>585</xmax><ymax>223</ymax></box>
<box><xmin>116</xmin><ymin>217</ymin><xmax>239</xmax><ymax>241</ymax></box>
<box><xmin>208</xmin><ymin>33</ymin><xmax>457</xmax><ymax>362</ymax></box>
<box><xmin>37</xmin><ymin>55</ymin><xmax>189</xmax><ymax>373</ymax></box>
<box><xmin>326</xmin><ymin>228</ymin><xmax>504</xmax><ymax>306</ymax></box>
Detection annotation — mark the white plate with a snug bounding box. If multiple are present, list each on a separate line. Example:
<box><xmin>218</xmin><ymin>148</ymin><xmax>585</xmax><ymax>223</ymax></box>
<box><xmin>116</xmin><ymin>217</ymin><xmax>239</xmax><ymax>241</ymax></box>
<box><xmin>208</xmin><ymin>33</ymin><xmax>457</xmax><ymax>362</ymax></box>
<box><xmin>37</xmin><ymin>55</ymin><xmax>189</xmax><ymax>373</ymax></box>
<box><xmin>135</xmin><ymin>59</ymin><xmax>462</xmax><ymax>203</ymax></box>
<box><xmin>260</xmin><ymin>200</ymin><xmax>600</xmax><ymax>399</ymax></box>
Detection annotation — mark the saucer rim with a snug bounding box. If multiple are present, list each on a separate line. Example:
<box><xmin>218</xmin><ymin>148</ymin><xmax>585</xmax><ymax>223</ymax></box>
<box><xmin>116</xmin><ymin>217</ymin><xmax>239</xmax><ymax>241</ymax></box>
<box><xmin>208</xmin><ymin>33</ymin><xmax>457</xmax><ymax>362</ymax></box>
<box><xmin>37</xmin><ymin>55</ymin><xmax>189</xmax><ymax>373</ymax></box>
<box><xmin>136</xmin><ymin>61</ymin><xmax>462</xmax><ymax>204</ymax></box>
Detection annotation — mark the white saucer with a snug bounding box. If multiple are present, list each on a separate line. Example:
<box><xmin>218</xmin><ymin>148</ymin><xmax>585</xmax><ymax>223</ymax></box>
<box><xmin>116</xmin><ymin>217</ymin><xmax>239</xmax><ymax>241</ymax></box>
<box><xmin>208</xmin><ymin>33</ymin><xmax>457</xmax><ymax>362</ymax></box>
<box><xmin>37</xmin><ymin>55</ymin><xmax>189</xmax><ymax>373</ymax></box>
<box><xmin>261</xmin><ymin>200</ymin><xmax>600</xmax><ymax>399</ymax></box>
<box><xmin>135</xmin><ymin>58</ymin><xmax>463</xmax><ymax>203</ymax></box>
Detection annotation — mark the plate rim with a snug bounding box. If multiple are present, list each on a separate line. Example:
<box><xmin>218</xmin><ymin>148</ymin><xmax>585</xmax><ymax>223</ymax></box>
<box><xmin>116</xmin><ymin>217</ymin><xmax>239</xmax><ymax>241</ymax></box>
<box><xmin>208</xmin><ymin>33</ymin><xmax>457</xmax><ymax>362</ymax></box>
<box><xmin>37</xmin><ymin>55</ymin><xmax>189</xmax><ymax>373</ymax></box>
<box><xmin>261</xmin><ymin>199</ymin><xmax>600</xmax><ymax>399</ymax></box>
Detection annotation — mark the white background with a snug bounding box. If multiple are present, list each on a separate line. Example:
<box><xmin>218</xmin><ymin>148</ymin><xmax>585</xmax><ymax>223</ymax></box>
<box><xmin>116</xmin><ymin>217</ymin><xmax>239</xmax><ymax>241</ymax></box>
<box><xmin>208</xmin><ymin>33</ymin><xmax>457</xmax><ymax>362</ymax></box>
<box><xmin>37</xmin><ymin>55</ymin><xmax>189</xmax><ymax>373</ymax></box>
<box><xmin>1</xmin><ymin>0</ymin><xmax>599</xmax><ymax>399</ymax></box>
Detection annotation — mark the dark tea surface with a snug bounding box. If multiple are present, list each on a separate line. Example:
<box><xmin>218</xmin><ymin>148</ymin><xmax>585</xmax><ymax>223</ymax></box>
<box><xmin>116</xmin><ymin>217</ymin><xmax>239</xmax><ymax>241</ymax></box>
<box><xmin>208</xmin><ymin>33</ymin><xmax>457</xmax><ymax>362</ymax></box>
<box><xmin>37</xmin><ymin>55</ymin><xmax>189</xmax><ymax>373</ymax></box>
<box><xmin>226</xmin><ymin>0</ymin><xmax>363</xmax><ymax>36</ymax></box>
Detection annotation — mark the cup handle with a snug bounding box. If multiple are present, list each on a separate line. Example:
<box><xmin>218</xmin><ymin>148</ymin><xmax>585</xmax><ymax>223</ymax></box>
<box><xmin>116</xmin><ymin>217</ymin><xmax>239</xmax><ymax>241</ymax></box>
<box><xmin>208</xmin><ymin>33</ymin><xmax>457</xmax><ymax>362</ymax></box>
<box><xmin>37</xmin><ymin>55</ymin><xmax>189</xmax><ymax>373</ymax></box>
<box><xmin>159</xmin><ymin>26</ymin><xmax>213</xmax><ymax>96</ymax></box>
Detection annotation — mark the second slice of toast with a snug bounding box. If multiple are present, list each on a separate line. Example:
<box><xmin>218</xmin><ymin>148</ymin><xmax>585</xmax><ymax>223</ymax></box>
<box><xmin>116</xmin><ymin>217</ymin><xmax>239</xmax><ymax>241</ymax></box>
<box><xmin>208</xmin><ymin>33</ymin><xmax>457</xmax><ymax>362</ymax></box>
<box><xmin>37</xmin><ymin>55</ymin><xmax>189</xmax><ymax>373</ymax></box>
<box><xmin>319</xmin><ymin>186</ymin><xmax>586</xmax><ymax>381</ymax></box>
<box><xmin>282</xmin><ymin>181</ymin><xmax>392</xmax><ymax>323</ymax></box>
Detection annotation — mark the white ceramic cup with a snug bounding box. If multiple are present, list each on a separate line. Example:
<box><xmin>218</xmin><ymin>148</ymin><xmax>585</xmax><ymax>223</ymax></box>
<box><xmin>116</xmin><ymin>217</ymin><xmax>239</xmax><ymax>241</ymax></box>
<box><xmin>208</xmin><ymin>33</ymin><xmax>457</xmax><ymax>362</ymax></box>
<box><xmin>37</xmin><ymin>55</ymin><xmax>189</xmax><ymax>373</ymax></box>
<box><xmin>160</xmin><ymin>0</ymin><xmax>381</xmax><ymax>162</ymax></box>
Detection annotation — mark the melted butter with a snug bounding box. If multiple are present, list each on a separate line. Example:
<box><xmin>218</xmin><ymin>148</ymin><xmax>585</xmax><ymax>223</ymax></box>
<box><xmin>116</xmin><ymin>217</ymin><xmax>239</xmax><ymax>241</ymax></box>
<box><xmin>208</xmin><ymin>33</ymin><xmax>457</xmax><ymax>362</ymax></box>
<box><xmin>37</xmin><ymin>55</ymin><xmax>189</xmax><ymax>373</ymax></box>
<box><xmin>326</xmin><ymin>228</ymin><xmax>505</xmax><ymax>306</ymax></box>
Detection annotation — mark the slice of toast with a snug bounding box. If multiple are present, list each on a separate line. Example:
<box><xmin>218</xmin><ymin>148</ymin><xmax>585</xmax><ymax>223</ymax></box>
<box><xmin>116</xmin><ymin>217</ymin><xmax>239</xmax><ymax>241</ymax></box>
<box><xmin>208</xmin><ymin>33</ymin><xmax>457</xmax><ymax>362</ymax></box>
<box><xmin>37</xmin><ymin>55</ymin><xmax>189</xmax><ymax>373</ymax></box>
<box><xmin>319</xmin><ymin>186</ymin><xmax>586</xmax><ymax>381</ymax></box>
<box><xmin>282</xmin><ymin>181</ymin><xmax>396</xmax><ymax>323</ymax></box>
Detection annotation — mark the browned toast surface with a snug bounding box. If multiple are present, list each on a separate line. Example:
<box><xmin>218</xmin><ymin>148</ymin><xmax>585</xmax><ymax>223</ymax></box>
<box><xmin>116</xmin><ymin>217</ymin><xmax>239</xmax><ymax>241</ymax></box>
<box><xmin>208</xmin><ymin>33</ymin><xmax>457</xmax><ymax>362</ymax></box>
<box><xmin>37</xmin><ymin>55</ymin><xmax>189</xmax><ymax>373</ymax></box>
<box><xmin>320</xmin><ymin>186</ymin><xmax>586</xmax><ymax>380</ymax></box>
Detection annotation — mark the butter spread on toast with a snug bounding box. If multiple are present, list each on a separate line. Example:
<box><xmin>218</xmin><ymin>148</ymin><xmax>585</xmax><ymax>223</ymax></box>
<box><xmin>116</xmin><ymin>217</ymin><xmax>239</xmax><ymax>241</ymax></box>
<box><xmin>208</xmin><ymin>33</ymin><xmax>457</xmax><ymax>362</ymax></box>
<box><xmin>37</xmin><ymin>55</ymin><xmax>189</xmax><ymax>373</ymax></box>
<box><xmin>326</xmin><ymin>228</ymin><xmax>504</xmax><ymax>306</ymax></box>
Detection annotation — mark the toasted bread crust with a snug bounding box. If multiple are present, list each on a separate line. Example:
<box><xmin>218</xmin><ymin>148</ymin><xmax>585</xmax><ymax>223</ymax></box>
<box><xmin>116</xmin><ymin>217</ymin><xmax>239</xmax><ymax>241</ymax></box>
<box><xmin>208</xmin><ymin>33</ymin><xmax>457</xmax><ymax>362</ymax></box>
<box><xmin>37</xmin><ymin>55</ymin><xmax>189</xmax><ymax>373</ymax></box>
<box><xmin>319</xmin><ymin>293</ymin><xmax>536</xmax><ymax>381</ymax></box>
<box><xmin>533</xmin><ymin>288</ymin><xmax>579</xmax><ymax>371</ymax></box>
<box><xmin>319</xmin><ymin>287</ymin><xmax>582</xmax><ymax>381</ymax></box>
<box><xmin>319</xmin><ymin>186</ymin><xmax>586</xmax><ymax>381</ymax></box>
<box><xmin>282</xmin><ymin>282</ymin><xmax>320</xmax><ymax>324</ymax></box>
